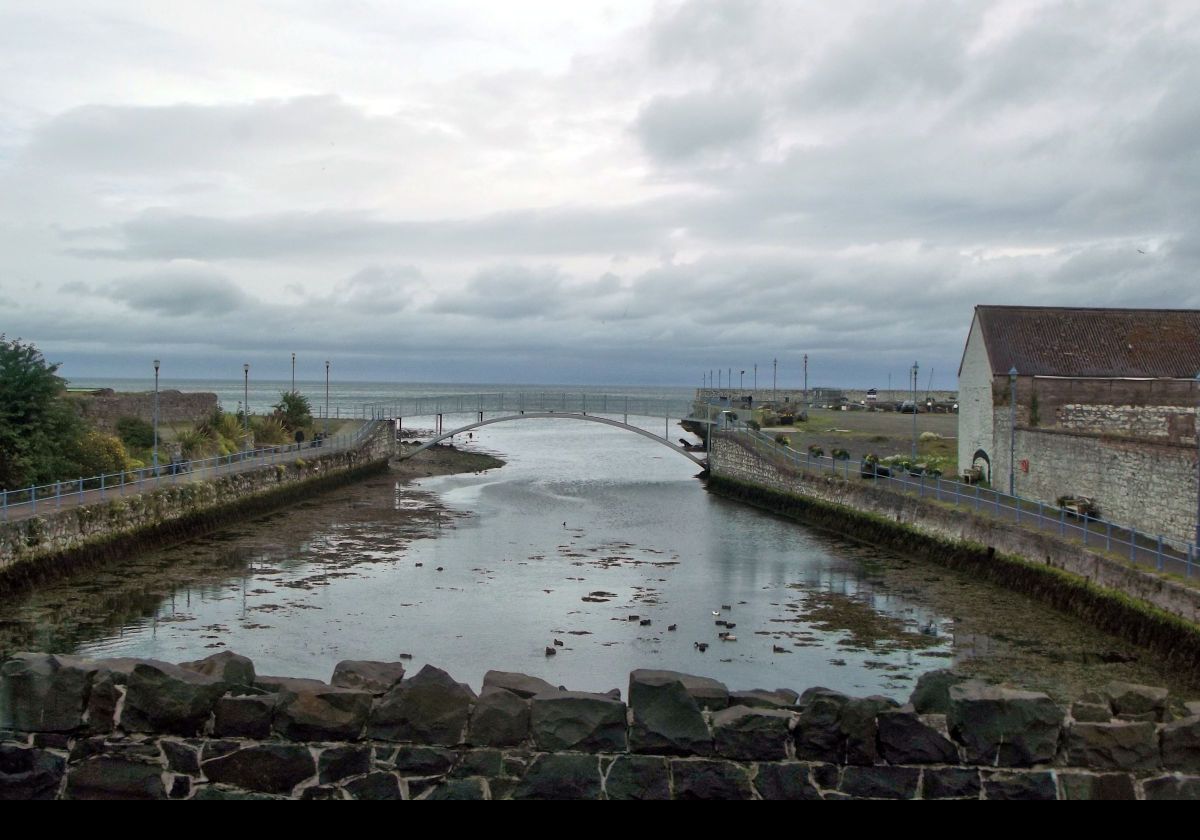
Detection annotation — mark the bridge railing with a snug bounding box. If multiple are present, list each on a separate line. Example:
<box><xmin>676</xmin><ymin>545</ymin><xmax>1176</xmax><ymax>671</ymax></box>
<box><xmin>0</xmin><ymin>420</ymin><xmax>383</xmax><ymax>523</ymax></box>
<box><xmin>722</xmin><ymin>425</ymin><xmax>1198</xmax><ymax>578</ymax></box>
<box><xmin>360</xmin><ymin>392</ymin><xmax>694</xmax><ymax>421</ymax></box>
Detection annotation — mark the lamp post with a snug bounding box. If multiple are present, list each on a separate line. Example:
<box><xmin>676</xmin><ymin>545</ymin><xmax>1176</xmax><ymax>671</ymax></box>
<box><xmin>153</xmin><ymin>359</ymin><xmax>160</xmax><ymax>475</ymax></box>
<box><xmin>773</xmin><ymin>358</ymin><xmax>777</xmax><ymax>405</ymax></box>
<box><xmin>243</xmin><ymin>363</ymin><xmax>250</xmax><ymax>446</ymax></box>
<box><xmin>910</xmin><ymin>361</ymin><xmax>919</xmax><ymax>462</ymax></box>
<box><xmin>739</xmin><ymin>369</ymin><xmax>744</xmax><ymax>391</ymax></box>
<box><xmin>1009</xmin><ymin>367</ymin><xmax>1018</xmax><ymax>496</ymax></box>
<box><xmin>325</xmin><ymin>360</ymin><xmax>331</xmax><ymax>437</ymax></box>
<box><xmin>291</xmin><ymin>352</ymin><xmax>296</xmax><ymax>395</ymax></box>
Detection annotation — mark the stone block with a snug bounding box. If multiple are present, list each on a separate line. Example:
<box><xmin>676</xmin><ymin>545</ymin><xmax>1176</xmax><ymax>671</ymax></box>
<box><xmin>1058</xmin><ymin>772</ymin><xmax>1137</xmax><ymax>800</ymax></box>
<box><xmin>1067</xmin><ymin>722</ymin><xmax>1159</xmax><ymax>771</ymax></box>
<box><xmin>65</xmin><ymin>757</ymin><xmax>166</xmax><ymax>800</ymax></box>
<box><xmin>839</xmin><ymin>766</ymin><xmax>920</xmax><ymax>799</ymax></box>
<box><xmin>512</xmin><ymin>753</ymin><xmax>603</xmax><ymax>800</ymax></box>
<box><xmin>922</xmin><ymin>768</ymin><xmax>981</xmax><ymax>799</ymax></box>
<box><xmin>481</xmin><ymin>671</ymin><xmax>559</xmax><ymax>699</ymax></box>
<box><xmin>393</xmin><ymin>746</ymin><xmax>457</xmax><ymax>776</ymax></box>
<box><xmin>982</xmin><ymin>771</ymin><xmax>1058</xmax><ymax>800</ymax></box>
<box><xmin>728</xmin><ymin>688</ymin><xmax>798</xmax><ymax>709</ymax></box>
<box><xmin>0</xmin><ymin>653</ymin><xmax>97</xmax><ymax>733</ymax></box>
<box><xmin>367</xmin><ymin>665</ymin><xmax>476</xmax><ymax>745</ymax></box>
<box><xmin>0</xmin><ymin>744</ymin><xmax>65</xmax><ymax>800</ymax></box>
<box><xmin>530</xmin><ymin>691</ymin><xmax>627</xmax><ymax>753</ymax></box>
<box><xmin>274</xmin><ymin>685</ymin><xmax>371</xmax><ymax>742</ymax></box>
<box><xmin>1142</xmin><ymin>775</ymin><xmax>1200</xmax><ymax>800</ymax></box>
<box><xmin>628</xmin><ymin>672</ymin><xmax>712</xmax><ymax>755</ymax></box>
<box><xmin>214</xmin><ymin>694</ymin><xmax>278</xmax><ymax>739</ymax></box>
<box><xmin>467</xmin><ymin>687</ymin><xmax>530</xmax><ymax>747</ymax></box>
<box><xmin>201</xmin><ymin>744</ymin><xmax>317</xmax><ymax>795</ymax></box>
<box><xmin>947</xmin><ymin>683</ymin><xmax>1063</xmax><ymax>767</ymax></box>
<box><xmin>330</xmin><ymin>660</ymin><xmax>406</xmax><ymax>694</ymax></box>
<box><xmin>627</xmin><ymin>669</ymin><xmax>729</xmax><ymax>710</ymax></box>
<box><xmin>711</xmin><ymin>705</ymin><xmax>792</xmax><ymax>761</ymax></box>
<box><xmin>343</xmin><ymin>772</ymin><xmax>403</xmax><ymax>800</ymax></box>
<box><xmin>319</xmin><ymin>744</ymin><xmax>372</xmax><ymax>784</ymax></box>
<box><xmin>877</xmin><ymin>708</ymin><xmax>959</xmax><ymax>765</ymax></box>
<box><xmin>753</xmin><ymin>762</ymin><xmax>822</xmax><ymax>800</ymax></box>
<box><xmin>604</xmin><ymin>755</ymin><xmax>671</xmax><ymax>800</ymax></box>
<box><xmin>1161</xmin><ymin>716</ymin><xmax>1200</xmax><ymax>773</ymax></box>
<box><xmin>1104</xmin><ymin>681</ymin><xmax>1168</xmax><ymax>719</ymax></box>
<box><xmin>122</xmin><ymin>660</ymin><xmax>226</xmax><ymax>736</ymax></box>
<box><xmin>178</xmin><ymin>650</ymin><xmax>256</xmax><ymax>687</ymax></box>
<box><xmin>669</xmin><ymin>758</ymin><xmax>754</xmax><ymax>800</ymax></box>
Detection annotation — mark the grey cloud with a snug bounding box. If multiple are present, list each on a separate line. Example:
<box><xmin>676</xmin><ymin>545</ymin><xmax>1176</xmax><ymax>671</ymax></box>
<box><xmin>107</xmin><ymin>270</ymin><xmax>248</xmax><ymax>317</ymax></box>
<box><xmin>634</xmin><ymin>90</ymin><xmax>763</xmax><ymax>161</ymax></box>
<box><xmin>64</xmin><ymin>204</ymin><xmax>671</xmax><ymax>261</ymax></box>
<box><xmin>26</xmin><ymin>95</ymin><xmax>384</xmax><ymax>174</ymax></box>
<box><xmin>431</xmin><ymin>265</ymin><xmax>566</xmax><ymax>319</ymax></box>
<box><xmin>336</xmin><ymin>265</ymin><xmax>424</xmax><ymax>315</ymax></box>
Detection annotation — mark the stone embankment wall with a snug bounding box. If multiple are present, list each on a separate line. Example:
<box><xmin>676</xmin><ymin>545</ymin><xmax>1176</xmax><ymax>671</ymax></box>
<box><xmin>2</xmin><ymin>651</ymin><xmax>1198</xmax><ymax>800</ymax></box>
<box><xmin>991</xmin><ymin>376</ymin><xmax>1199</xmax><ymax>546</ymax></box>
<box><xmin>69</xmin><ymin>390</ymin><xmax>220</xmax><ymax>432</ymax></box>
<box><xmin>0</xmin><ymin>424</ymin><xmax>394</xmax><ymax>592</ymax></box>
<box><xmin>708</xmin><ymin>435</ymin><xmax>1200</xmax><ymax>669</ymax></box>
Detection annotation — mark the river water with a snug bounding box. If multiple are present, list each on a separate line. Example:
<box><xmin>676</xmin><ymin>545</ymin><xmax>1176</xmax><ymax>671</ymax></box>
<box><xmin>1</xmin><ymin>408</ymin><xmax>1196</xmax><ymax>701</ymax></box>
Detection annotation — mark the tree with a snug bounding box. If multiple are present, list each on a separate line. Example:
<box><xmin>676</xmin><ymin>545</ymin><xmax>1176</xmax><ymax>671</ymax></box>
<box><xmin>273</xmin><ymin>391</ymin><xmax>313</xmax><ymax>432</ymax></box>
<box><xmin>0</xmin><ymin>335</ymin><xmax>86</xmax><ymax>488</ymax></box>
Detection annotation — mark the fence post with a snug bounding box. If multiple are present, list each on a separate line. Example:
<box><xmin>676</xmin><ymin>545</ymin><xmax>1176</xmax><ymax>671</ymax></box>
<box><xmin>2</xmin><ymin>489</ymin><xmax>6</xmax><ymax>521</ymax></box>
<box><xmin>57</xmin><ymin>481</ymin><xmax>62</xmax><ymax>510</ymax></box>
<box><xmin>1082</xmin><ymin>513</ymin><xmax>1089</xmax><ymax>546</ymax></box>
<box><xmin>1156</xmin><ymin>536</ymin><xmax>1164</xmax><ymax>572</ymax></box>
<box><xmin>100</xmin><ymin>473</ymin><xmax>105</xmax><ymax>501</ymax></box>
<box><xmin>1130</xmin><ymin>529</ymin><xmax>1136</xmax><ymax>565</ymax></box>
<box><xmin>1037</xmin><ymin>500</ymin><xmax>1043</xmax><ymax>530</ymax></box>
<box><xmin>1059</xmin><ymin>506</ymin><xmax>1065</xmax><ymax>536</ymax></box>
<box><xmin>32</xmin><ymin>485</ymin><xmax>36</xmax><ymax>514</ymax></box>
<box><xmin>1015</xmin><ymin>494</ymin><xmax>1020</xmax><ymax>525</ymax></box>
<box><xmin>974</xmin><ymin>484</ymin><xmax>980</xmax><ymax>511</ymax></box>
<box><xmin>919</xmin><ymin>473</ymin><xmax>924</xmax><ymax>498</ymax></box>
<box><xmin>1106</xmin><ymin>520</ymin><xmax>1112</xmax><ymax>552</ymax></box>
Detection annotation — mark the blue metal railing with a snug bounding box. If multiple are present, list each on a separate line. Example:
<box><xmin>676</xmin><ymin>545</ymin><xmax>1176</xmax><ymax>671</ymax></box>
<box><xmin>1</xmin><ymin>420</ymin><xmax>383</xmax><ymax>523</ymax></box>
<box><xmin>722</xmin><ymin>425</ymin><xmax>1197</xmax><ymax>580</ymax></box>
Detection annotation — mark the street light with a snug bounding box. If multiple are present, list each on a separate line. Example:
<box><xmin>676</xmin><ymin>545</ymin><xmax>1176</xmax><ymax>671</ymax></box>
<box><xmin>911</xmin><ymin>361</ymin><xmax>919</xmax><ymax>461</ymax></box>
<box><xmin>291</xmin><ymin>352</ymin><xmax>296</xmax><ymax>395</ymax></box>
<box><xmin>153</xmin><ymin>359</ymin><xmax>160</xmax><ymax>475</ymax></box>
<box><xmin>1009</xmin><ymin>367</ymin><xmax>1018</xmax><ymax>496</ymax></box>
<box><xmin>243</xmin><ymin>363</ymin><xmax>250</xmax><ymax>446</ymax></box>
<box><xmin>740</xmin><ymin>370</ymin><xmax>745</xmax><ymax>391</ymax></box>
<box><xmin>325</xmin><ymin>360</ymin><xmax>331</xmax><ymax>437</ymax></box>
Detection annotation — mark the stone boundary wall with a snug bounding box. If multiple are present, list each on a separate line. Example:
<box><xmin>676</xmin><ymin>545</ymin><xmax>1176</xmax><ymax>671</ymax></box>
<box><xmin>1001</xmin><ymin>425</ymin><xmax>1198</xmax><ymax>546</ymax></box>
<box><xmin>2</xmin><ymin>651</ymin><xmax>1198</xmax><ymax>800</ymax></box>
<box><xmin>69</xmin><ymin>390</ymin><xmax>220</xmax><ymax>433</ymax></box>
<box><xmin>0</xmin><ymin>424</ymin><xmax>394</xmax><ymax>592</ymax></box>
<box><xmin>708</xmin><ymin>435</ymin><xmax>1200</xmax><ymax>669</ymax></box>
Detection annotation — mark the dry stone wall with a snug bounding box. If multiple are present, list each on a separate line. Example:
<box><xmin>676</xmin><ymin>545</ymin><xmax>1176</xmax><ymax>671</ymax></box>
<box><xmin>70</xmin><ymin>390</ymin><xmax>220</xmax><ymax>433</ymax></box>
<box><xmin>2</xmin><ymin>651</ymin><xmax>1198</xmax><ymax>800</ymax></box>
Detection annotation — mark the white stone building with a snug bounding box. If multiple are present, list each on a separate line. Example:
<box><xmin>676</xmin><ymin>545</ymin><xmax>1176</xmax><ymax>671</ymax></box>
<box><xmin>957</xmin><ymin>305</ymin><xmax>1200</xmax><ymax>544</ymax></box>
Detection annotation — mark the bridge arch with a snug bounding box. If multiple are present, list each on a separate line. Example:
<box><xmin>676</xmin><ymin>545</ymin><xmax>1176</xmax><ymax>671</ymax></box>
<box><xmin>394</xmin><ymin>412</ymin><xmax>708</xmax><ymax>468</ymax></box>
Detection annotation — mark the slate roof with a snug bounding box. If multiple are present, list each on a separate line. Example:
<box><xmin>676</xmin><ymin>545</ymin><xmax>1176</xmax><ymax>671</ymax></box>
<box><xmin>972</xmin><ymin>305</ymin><xmax>1200</xmax><ymax>379</ymax></box>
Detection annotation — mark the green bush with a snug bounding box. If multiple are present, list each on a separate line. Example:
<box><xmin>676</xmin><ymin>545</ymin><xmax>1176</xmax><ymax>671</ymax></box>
<box><xmin>115</xmin><ymin>416</ymin><xmax>155</xmax><ymax>450</ymax></box>
<box><xmin>774</xmin><ymin>433</ymin><xmax>790</xmax><ymax>446</ymax></box>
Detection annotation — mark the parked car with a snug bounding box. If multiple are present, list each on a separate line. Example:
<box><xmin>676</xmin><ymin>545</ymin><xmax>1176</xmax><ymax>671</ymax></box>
<box><xmin>899</xmin><ymin>400</ymin><xmax>919</xmax><ymax>413</ymax></box>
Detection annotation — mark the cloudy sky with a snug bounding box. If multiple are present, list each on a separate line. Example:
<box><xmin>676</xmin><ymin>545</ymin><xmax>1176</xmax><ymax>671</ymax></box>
<box><xmin>1</xmin><ymin>1</ymin><xmax>1197</xmax><ymax>389</ymax></box>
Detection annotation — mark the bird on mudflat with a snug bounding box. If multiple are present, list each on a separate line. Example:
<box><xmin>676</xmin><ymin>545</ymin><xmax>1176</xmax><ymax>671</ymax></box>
<box><xmin>553</xmin><ymin>639</ymin><xmax>564</xmax><ymax>647</ymax></box>
<box><xmin>667</xmin><ymin>624</ymin><xmax>677</xmax><ymax>632</ymax></box>
<box><xmin>545</xmin><ymin>646</ymin><xmax>557</xmax><ymax>656</ymax></box>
